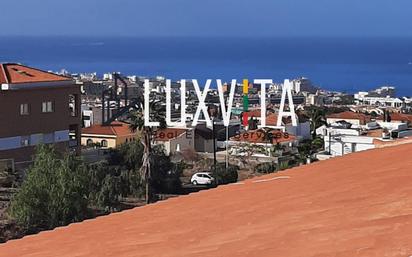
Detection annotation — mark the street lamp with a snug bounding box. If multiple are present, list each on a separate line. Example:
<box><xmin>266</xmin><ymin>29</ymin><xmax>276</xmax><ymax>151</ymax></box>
<box><xmin>207</xmin><ymin>106</ymin><xmax>218</xmax><ymax>173</ymax></box>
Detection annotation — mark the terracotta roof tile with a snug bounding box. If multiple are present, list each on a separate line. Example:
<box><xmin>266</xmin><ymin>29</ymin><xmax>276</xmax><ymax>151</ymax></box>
<box><xmin>266</xmin><ymin>113</ymin><xmax>292</xmax><ymax>126</ymax></box>
<box><xmin>327</xmin><ymin>111</ymin><xmax>369</xmax><ymax>120</ymax></box>
<box><xmin>327</xmin><ymin>111</ymin><xmax>371</xmax><ymax>124</ymax></box>
<box><xmin>230</xmin><ymin>129</ymin><xmax>296</xmax><ymax>144</ymax></box>
<box><xmin>244</xmin><ymin>109</ymin><xmax>262</xmax><ymax>117</ymax></box>
<box><xmin>0</xmin><ymin>63</ymin><xmax>71</xmax><ymax>84</ymax></box>
<box><xmin>2</xmin><ymin>143</ymin><xmax>412</xmax><ymax>256</ymax></box>
<box><xmin>0</xmin><ymin>64</ymin><xmax>8</xmax><ymax>84</ymax></box>
<box><xmin>376</xmin><ymin>113</ymin><xmax>412</xmax><ymax>123</ymax></box>
<box><xmin>82</xmin><ymin>121</ymin><xmax>135</xmax><ymax>137</ymax></box>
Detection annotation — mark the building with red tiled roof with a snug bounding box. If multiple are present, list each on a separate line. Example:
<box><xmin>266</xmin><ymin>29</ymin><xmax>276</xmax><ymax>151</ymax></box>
<box><xmin>243</xmin><ymin>109</ymin><xmax>262</xmax><ymax>118</ymax></box>
<box><xmin>81</xmin><ymin>121</ymin><xmax>138</xmax><ymax>148</ymax></box>
<box><xmin>266</xmin><ymin>113</ymin><xmax>311</xmax><ymax>140</ymax></box>
<box><xmin>0</xmin><ymin>63</ymin><xmax>71</xmax><ymax>85</ymax></box>
<box><xmin>376</xmin><ymin>113</ymin><xmax>412</xmax><ymax>127</ymax></box>
<box><xmin>230</xmin><ymin>129</ymin><xmax>296</xmax><ymax>145</ymax></box>
<box><xmin>0</xmin><ymin>63</ymin><xmax>80</xmax><ymax>167</ymax></box>
<box><xmin>326</xmin><ymin>111</ymin><xmax>371</xmax><ymax>125</ymax></box>
<box><xmin>2</xmin><ymin>143</ymin><xmax>412</xmax><ymax>256</ymax></box>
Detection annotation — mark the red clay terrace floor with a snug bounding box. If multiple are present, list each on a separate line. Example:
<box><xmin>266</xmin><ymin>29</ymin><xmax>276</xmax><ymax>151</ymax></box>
<box><xmin>1</xmin><ymin>143</ymin><xmax>412</xmax><ymax>257</ymax></box>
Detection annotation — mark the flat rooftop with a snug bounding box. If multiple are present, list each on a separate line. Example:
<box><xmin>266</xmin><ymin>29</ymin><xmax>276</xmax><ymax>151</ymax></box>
<box><xmin>1</xmin><ymin>143</ymin><xmax>412</xmax><ymax>256</ymax></box>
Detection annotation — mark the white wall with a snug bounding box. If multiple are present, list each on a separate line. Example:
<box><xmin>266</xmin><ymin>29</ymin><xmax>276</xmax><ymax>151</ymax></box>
<box><xmin>376</xmin><ymin>122</ymin><xmax>408</xmax><ymax>131</ymax></box>
<box><xmin>324</xmin><ymin>135</ymin><xmax>375</xmax><ymax>157</ymax></box>
<box><xmin>154</xmin><ymin>130</ymin><xmax>195</xmax><ymax>156</ymax></box>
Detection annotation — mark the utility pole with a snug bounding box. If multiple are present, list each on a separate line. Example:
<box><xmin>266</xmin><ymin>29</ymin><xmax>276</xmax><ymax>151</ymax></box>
<box><xmin>226</xmin><ymin>124</ymin><xmax>229</xmax><ymax>169</ymax></box>
<box><xmin>212</xmin><ymin>118</ymin><xmax>217</xmax><ymax>170</ymax></box>
<box><xmin>328</xmin><ymin>130</ymin><xmax>331</xmax><ymax>154</ymax></box>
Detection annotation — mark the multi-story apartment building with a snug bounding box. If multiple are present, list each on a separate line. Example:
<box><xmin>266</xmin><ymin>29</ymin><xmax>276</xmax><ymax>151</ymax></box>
<box><xmin>0</xmin><ymin>63</ymin><xmax>81</xmax><ymax>168</ymax></box>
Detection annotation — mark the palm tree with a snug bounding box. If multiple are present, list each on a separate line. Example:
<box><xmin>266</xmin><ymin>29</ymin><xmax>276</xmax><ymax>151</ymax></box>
<box><xmin>307</xmin><ymin>107</ymin><xmax>326</xmax><ymax>139</ymax></box>
<box><xmin>128</xmin><ymin>98</ymin><xmax>165</xmax><ymax>204</ymax></box>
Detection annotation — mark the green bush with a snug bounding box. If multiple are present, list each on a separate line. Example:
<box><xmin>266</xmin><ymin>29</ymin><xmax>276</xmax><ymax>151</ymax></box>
<box><xmin>278</xmin><ymin>160</ymin><xmax>290</xmax><ymax>171</ymax></box>
<box><xmin>108</xmin><ymin>141</ymin><xmax>143</xmax><ymax>170</ymax></box>
<box><xmin>87</xmin><ymin>162</ymin><xmax>125</xmax><ymax>210</ymax></box>
<box><xmin>119</xmin><ymin>169</ymin><xmax>144</xmax><ymax>198</ymax></box>
<box><xmin>254</xmin><ymin>162</ymin><xmax>277</xmax><ymax>174</ymax></box>
<box><xmin>96</xmin><ymin>175</ymin><xmax>121</xmax><ymax>211</ymax></box>
<box><xmin>9</xmin><ymin>145</ymin><xmax>89</xmax><ymax>231</ymax></box>
<box><xmin>109</xmin><ymin>143</ymin><xmax>182</xmax><ymax>195</ymax></box>
<box><xmin>150</xmin><ymin>146</ymin><xmax>182</xmax><ymax>194</ymax></box>
<box><xmin>212</xmin><ymin>163</ymin><xmax>239</xmax><ymax>185</ymax></box>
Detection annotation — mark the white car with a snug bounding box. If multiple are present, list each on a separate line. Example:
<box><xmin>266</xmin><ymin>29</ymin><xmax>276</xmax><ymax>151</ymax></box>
<box><xmin>191</xmin><ymin>172</ymin><xmax>215</xmax><ymax>185</ymax></box>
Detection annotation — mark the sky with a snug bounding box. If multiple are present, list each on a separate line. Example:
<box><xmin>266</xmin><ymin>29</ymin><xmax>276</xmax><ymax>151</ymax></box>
<box><xmin>0</xmin><ymin>0</ymin><xmax>411</xmax><ymax>37</ymax></box>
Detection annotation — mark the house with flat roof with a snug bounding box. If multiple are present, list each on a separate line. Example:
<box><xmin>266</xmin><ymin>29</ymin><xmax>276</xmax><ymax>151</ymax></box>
<box><xmin>0</xmin><ymin>63</ymin><xmax>81</xmax><ymax>168</ymax></box>
<box><xmin>318</xmin><ymin>119</ymin><xmax>412</xmax><ymax>157</ymax></box>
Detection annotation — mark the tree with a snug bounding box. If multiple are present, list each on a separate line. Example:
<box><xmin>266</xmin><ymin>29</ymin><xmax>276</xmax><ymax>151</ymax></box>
<box><xmin>108</xmin><ymin>141</ymin><xmax>144</xmax><ymax>170</ymax></box>
<box><xmin>150</xmin><ymin>145</ymin><xmax>183</xmax><ymax>194</ymax></box>
<box><xmin>296</xmin><ymin>137</ymin><xmax>324</xmax><ymax>163</ymax></box>
<box><xmin>128</xmin><ymin>97</ymin><xmax>166</xmax><ymax>204</ymax></box>
<box><xmin>87</xmin><ymin>162</ymin><xmax>125</xmax><ymax>211</ymax></box>
<box><xmin>9</xmin><ymin>145</ymin><xmax>89</xmax><ymax>232</ymax></box>
<box><xmin>307</xmin><ymin>106</ymin><xmax>326</xmax><ymax>139</ymax></box>
<box><xmin>107</xmin><ymin>141</ymin><xmax>146</xmax><ymax>199</ymax></box>
<box><xmin>212</xmin><ymin>163</ymin><xmax>239</xmax><ymax>185</ymax></box>
<box><xmin>231</xmin><ymin>143</ymin><xmax>266</xmax><ymax>168</ymax></box>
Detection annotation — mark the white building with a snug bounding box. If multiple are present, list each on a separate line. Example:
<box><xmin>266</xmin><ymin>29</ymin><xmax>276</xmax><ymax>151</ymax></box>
<box><xmin>354</xmin><ymin>95</ymin><xmax>404</xmax><ymax>108</ymax></box>
<box><xmin>354</xmin><ymin>87</ymin><xmax>411</xmax><ymax>108</ymax></box>
<box><xmin>319</xmin><ymin>121</ymin><xmax>412</xmax><ymax>157</ymax></box>
<box><xmin>292</xmin><ymin>77</ymin><xmax>317</xmax><ymax>94</ymax></box>
<box><xmin>369</xmin><ymin>86</ymin><xmax>396</xmax><ymax>97</ymax></box>
<box><xmin>304</xmin><ymin>92</ymin><xmax>325</xmax><ymax>106</ymax></box>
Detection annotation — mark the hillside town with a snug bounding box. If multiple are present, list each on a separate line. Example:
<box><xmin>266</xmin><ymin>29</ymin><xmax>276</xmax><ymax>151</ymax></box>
<box><xmin>75</xmin><ymin>70</ymin><xmax>412</xmax><ymax>162</ymax></box>
<box><xmin>1</xmin><ymin>63</ymin><xmax>412</xmax><ymax>241</ymax></box>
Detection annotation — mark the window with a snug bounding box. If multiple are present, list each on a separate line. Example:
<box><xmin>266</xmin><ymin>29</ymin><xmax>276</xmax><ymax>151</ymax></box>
<box><xmin>42</xmin><ymin>101</ymin><xmax>54</xmax><ymax>113</ymax></box>
<box><xmin>86</xmin><ymin>139</ymin><xmax>94</xmax><ymax>146</ymax></box>
<box><xmin>69</xmin><ymin>125</ymin><xmax>79</xmax><ymax>148</ymax></box>
<box><xmin>20</xmin><ymin>103</ymin><xmax>29</xmax><ymax>115</ymax></box>
<box><xmin>69</xmin><ymin>94</ymin><xmax>78</xmax><ymax>117</ymax></box>
<box><xmin>101</xmin><ymin>140</ymin><xmax>108</xmax><ymax>147</ymax></box>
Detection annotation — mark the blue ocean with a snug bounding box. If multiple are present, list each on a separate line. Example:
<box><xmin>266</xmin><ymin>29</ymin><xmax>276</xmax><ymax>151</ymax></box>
<box><xmin>0</xmin><ymin>36</ymin><xmax>411</xmax><ymax>96</ymax></box>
